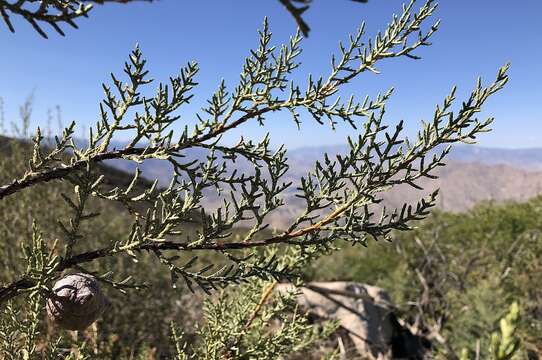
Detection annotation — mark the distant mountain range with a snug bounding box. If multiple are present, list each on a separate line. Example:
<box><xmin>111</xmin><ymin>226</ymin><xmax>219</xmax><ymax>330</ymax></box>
<box><xmin>4</xmin><ymin>134</ymin><xmax>542</xmax><ymax>228</ymax></box>
<box><xmin>286</xmin><ymin>144</ymin><xmax>542</xmax><ymax>171</ymax></box>
<box><xmin>104</xmin><ymin>143</ymin><xmax>542</xmax><ymax>228</ymax></box>
<box><xmin>108</xmin><ymin>143</ymin><xmax>542</xmax><ymax>181</ymax></box>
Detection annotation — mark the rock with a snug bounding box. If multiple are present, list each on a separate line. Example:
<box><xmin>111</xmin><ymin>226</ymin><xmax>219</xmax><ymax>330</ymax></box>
<box><xmin>277</xmin><ymin>281</ymin><xmax>428</xmax><ymax>359</ymax></box>
<box><xmin>46</xmin><ymin>273</ymin><xmax>107</xmax><ymax>331</ymax></box>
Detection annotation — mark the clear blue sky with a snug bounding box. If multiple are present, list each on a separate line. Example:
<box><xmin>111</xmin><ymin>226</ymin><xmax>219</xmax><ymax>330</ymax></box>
<box><xmin>0</xmin><ymin>0</ymin><xmax>540</xmax><ymax>149</ymax></box>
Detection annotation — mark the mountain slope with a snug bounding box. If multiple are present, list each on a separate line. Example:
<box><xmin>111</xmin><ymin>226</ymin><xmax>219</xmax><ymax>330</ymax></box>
<box><xmin>105</xmin><ymin>143</ymin><xmax>542</xmax><ymax>221</ymax></box>
<box><xmin>7</xmin><ymin>134</ymin><xmax>542</xmax><ymax>228</ymax></box>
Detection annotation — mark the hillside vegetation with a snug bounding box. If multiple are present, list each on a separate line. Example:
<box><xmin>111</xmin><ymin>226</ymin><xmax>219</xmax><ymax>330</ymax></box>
<box><xmin>0</xmin><ymin>0</ymin><xmax>524</xmax><ymax>357</ymax></box>
<box><xmin>1</xmin><ymin>135</ymin><xmax>541</xmax><ymax>358</ymax></box>
<box><xmin>0</xmin><ymin>137</ymin><xmax>204</xmax><ymax>358</ymax></box>
<box><xmin>309</xmin><ymin>199</ymin><xmax>542</xmax><ymax>357</ymax></box>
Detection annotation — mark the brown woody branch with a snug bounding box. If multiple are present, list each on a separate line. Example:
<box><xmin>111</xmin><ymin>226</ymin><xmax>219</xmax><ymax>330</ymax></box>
<box><xmin>0</xmin><ymin>195</ymin><xmax>354</xmax><ymax>304</ymax></box>
<box><xmin>0</xmin><ymin>0</ymin><xmax>155</xmax><ymax>38</ymax></box>
<box><xmin>278</xmin><ymin>0</ymin><xmax>368</xmax><ymax>37</ymax></box>
<box><xmin>0</xmin><ymin>95</ymin><xmax>305</xmax><ymax>202</ymax></box>
<box><xmin>0</xmin><ymin>147</ymin><xmax>143</xmax><ymax>201</ymax></box>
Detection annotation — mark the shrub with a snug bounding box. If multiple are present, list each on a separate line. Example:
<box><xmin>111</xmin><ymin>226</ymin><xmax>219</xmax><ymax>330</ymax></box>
<box><xmin>0</xmin><ymin>0</ymin><xmax>510</xmax><ymax>358</ymax></box>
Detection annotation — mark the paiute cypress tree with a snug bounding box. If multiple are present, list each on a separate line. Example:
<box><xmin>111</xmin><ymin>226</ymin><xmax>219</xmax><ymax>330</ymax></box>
<box><xmin>0</xmin><ymin>0</ymin><xmax>511</xmax><ymax>358</ymax></box>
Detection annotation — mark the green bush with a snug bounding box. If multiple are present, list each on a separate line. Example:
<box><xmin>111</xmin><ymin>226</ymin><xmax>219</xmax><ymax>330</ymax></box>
<box><xmin>0</xmin><ymin>0</ymin><xmax>514</xmax><ymax>358</ymax></box>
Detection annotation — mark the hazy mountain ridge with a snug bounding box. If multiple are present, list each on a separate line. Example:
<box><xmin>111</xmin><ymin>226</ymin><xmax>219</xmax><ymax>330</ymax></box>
<box><xmin>262</xmin><ymin>160</ymin><xmax>542</xmax><ymax>228</ymax></box>
<box><xmin>287</xmin><ymin>144</ymin><xmax>542</xmax><ymax>171</ymax></box>
<box><xmin>5</xmin><ymin>135</ymin><xmax>542</xmax><ymax>228</ymax></box>
<box><xmin>109</xmin><ymin>143</ymin><xmax>542</xmax><ymax>186</ymax></box>
<box><xmin>103</xmin><ymin>143</ymin><xmax>542</xmax><ymax>228</ymax></box>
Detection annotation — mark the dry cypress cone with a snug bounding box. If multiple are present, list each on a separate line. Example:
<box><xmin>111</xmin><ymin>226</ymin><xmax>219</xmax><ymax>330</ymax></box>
<box><xmin>46</xmin><ymin>273</ymin><xmax>107</xmax><ymax>331</ymax></box>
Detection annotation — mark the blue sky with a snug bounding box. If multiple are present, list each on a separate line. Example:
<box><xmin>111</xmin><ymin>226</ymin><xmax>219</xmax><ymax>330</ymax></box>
<box><xmin>0</xmin><ymin>0</ymin><xmax>540</xmax><ymax>149</ymax></box>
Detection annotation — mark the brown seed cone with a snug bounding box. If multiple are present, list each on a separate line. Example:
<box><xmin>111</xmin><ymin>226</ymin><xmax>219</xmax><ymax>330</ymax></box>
<box><xmin>46</xmin><ymin>273</ymin><xmax>106</xmax><ymax>331</ymax></box>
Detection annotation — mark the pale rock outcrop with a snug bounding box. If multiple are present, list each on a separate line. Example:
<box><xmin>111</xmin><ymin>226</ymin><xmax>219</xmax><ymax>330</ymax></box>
<box><xmin>277</xmin><ymin>281</ymin><xmax>427</xmax><ymax>359</ymax></box>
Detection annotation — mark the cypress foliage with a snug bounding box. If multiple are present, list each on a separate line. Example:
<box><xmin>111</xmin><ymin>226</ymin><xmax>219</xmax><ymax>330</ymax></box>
<box><xmin>0</xmin><ymin>1</ymin><xmax>513</xmax><ymax>358</ymax></box>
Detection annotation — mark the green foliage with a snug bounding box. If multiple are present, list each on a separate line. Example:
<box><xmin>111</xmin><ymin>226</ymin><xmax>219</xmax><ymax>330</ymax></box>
<box><xmin>0</xmin><ymin>0</ymin><xmax>364</xmax><ymax>39</ymax></box>
<box><xmin>0</xmin><ymin>0</ymin><xmax>512</xmax><ymax>358</ymax></box>
<box><xmin>0</xmin><ymin>0</ymin><xmax>93</xmax><ymax>38</ymax></box>
<box><xmin>0</xmin><ymin>137</ymin><xmax>198</xmax><ymax>357</ymax></box>
<box><xmin>460</xmin><ymin>302</ymin><xmax>521</xmax><ymax>360</ymax></box>
<box><xmin>489</xmin><ymin>302</ymin><xmax>521</xmax><ymax>360</ymax></box>
<box><xmin>1</xmin><ymin>0</ymin><xmax>508</xmax><ymax>298</ymax></box>
<box><xmin>310</xmin><ymin>198</ymin><xmax>542</xmax><ymax>358</ymax></box>
<box><xmin>172</xmin><ymin>278</ymin><xmax>337</xmax><ymax>359</ymax></box>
